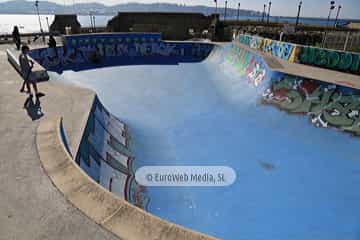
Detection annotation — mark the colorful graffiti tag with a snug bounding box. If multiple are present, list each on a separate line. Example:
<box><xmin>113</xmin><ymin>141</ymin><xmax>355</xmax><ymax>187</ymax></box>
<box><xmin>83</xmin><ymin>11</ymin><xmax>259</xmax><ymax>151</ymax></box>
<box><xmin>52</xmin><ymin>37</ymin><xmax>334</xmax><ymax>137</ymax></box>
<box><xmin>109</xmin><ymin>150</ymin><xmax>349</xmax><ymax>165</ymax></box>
<box><xmin>63</xmin><ymin>33</ymin><xmax>162</xmax><ymax>49</ymax></box>
<box><xmin>29</xmin><ymin>33</ymin><xmax>214</xmax><ymax>72</ymax></box>
<box><xmin>262</xmin><ymin>75</ymin><xmax>360</xmax><ymax>136</ymax></box>
<box><xmin>262</xmin><ymin>39</ymin><xmax>297</xmax><ymax>62</ymax></box>
<box><xmin>76</xmin><ymin>97</ymin><xmax>149</xmax><ymax>209</ymax></box>
<box><xmin>299</xmin><ymin>46</ymin><xmax>360</xmax><ymax>74</ymax></box>
<box><xmin>237</xmin><ymin>34</ymin><xmax>360</xmax><ymax>75</ymax></box>
<box><xmin>238</xmin><ymin>34</ymin><xmax>297</xmax><ymax>62</ymax></box>
<box><xmin>226</xmin><ymin>44</ymin><xmax>268</xmax><ymax>86</ymax></box>
<box><xmin>229</xmin><ymin>42</ymin><xmax>360</xmax><ymax>136</ymax></box>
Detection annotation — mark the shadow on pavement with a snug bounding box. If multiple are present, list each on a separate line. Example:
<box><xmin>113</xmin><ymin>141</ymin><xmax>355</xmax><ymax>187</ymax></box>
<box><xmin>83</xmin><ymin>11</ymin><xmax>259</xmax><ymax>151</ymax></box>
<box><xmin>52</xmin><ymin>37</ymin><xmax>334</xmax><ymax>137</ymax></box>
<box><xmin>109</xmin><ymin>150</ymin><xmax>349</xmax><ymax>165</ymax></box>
<box><xmin>23</xmin><ymin>95</ymin><xmax>44</xmax><ymax>121</ymax></box>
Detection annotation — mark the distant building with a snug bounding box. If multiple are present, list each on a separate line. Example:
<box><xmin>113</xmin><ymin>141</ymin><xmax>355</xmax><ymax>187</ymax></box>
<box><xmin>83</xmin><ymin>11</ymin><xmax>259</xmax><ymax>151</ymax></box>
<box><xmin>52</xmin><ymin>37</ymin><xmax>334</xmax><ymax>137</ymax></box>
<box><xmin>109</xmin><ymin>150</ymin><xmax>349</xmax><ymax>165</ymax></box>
<box><xmin>50</xmin><ymin>14</ymin><xmax>81</xmax><ymax>34</ymax></box>
<box><xmin>107</xmin><ymin>12</ymin><xmax>219</xmax><ymax>40</ymax></box>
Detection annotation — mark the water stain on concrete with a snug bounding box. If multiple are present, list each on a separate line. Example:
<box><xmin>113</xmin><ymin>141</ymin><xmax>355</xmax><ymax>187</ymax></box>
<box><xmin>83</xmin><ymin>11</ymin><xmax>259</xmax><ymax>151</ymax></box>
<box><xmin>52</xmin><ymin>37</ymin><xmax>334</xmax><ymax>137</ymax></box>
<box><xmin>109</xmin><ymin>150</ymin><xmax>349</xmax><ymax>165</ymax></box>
<box><xmin>259</xmin><ymin>161</ymin><xmax>275</xmax><ymax>171</ymax></box>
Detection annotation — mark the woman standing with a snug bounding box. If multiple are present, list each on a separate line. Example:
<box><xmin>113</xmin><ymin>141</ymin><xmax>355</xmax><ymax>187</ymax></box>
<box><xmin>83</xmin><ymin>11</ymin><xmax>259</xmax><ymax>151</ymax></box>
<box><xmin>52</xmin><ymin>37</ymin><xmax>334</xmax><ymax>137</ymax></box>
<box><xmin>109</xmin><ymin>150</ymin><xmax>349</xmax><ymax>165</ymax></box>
<box><xmin>19</xmin><ymin>45</ymin><xmax>41</xmax><ymax>98</ymax></box>
<box><xmin>12</xmin><ymin>26</ymin><xmax>21</xmax><ymax>50</ymax></box>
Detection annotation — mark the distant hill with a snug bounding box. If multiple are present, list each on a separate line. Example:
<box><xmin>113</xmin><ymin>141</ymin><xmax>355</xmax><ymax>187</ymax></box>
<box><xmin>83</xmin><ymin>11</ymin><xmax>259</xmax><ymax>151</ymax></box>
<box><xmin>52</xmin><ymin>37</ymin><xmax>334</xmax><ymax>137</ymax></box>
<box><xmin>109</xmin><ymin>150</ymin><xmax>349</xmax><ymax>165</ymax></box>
<box><xmin>0</xmin><ymin>0</ymin><xmax>263</xmax><ymax>17</ymax></box>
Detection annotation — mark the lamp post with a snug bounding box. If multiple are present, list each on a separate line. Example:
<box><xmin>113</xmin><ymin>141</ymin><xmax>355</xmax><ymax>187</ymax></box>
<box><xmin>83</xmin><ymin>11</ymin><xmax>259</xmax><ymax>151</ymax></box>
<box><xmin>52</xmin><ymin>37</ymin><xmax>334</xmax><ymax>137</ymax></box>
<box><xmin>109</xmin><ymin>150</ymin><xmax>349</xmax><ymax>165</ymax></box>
<box><xmin>326</xmin><ymin>1</ymin><xmax>336</xmax><ymax>27</ymax></box>
<box><xmin>45</xmin><ymin>16</ymin><xmax>50</xmax><ymax>32</ymax></box>
<box><xmin>295</xmin><ymin>1</ymin><xmax>302</xmax><ymax>28</ymax></box>
<box><xmin>262</xmin><ymin>4</ymin><xmax>267</xmax><ymax>22</ymax></box>
<box><xmin>224</xmin><ymin>1</ymin><xmax>228</xmax><ymax>21</ymax></box>
<box><xmin>34</xmin><ymin>0</ymin><xmax>45</xmax><ymax>44</ymax></box>
<box><xmin>237</xmin><ymin>3</ymin><xmax>241</xmax><ymax>22</ymax></box>
<box><xmin>267</xmin><ymin>2</ymin><xmax>272</xmax><ymax>24</ymax></box>
<box><xmin>89</xmin><ymin>11</ymin><xmax>93</xmax><ymax>32</ymax></box>
<box><xmin>215</xmin><ymin>0</ymin><xmax>218</xmax><ymax>14</ymax></box>
<box><xmin>323</xmin><ymin>1</ymin><xmax>335</xmax><ymax>47</ymax></box>
<box><xmin>334</xmin><ymin>5</ymin><xmax>342</xmax><ymax>28</ymax></box>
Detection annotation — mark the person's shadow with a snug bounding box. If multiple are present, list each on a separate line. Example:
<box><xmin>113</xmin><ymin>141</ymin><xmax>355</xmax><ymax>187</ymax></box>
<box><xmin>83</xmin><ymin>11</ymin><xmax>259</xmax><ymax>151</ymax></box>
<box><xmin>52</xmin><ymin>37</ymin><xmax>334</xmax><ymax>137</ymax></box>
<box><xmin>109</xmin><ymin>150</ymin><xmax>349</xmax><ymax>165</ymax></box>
<box><xmin>23</xmin><ymin>96</ymin><xmax>44</xmax><ymax>121</ymax></box>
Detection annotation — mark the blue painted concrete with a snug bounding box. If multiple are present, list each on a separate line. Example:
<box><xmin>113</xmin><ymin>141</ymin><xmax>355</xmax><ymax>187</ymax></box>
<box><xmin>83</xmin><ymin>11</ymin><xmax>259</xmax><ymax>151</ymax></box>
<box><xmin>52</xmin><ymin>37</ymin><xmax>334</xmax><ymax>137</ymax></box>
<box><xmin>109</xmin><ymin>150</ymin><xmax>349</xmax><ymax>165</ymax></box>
<box><xmin>50</xmin><ymin>44</ymin><xmax>360</xmax><ymax>240</ymax></box>
<box><xmin>29</xmin><ymin>34</ymin><xmax>213</xmax><ymax>73</ymax></box>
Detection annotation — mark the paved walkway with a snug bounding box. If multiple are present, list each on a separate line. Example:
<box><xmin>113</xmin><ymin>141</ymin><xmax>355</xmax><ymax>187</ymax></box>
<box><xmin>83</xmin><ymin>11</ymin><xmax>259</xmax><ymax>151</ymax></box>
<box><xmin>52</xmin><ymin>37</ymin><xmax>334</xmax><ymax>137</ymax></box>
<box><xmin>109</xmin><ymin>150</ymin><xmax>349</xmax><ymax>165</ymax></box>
<box><xmin>0</xmin><ymin>45</ymin><xmax>119</xmax><ymax>240</ymax></box>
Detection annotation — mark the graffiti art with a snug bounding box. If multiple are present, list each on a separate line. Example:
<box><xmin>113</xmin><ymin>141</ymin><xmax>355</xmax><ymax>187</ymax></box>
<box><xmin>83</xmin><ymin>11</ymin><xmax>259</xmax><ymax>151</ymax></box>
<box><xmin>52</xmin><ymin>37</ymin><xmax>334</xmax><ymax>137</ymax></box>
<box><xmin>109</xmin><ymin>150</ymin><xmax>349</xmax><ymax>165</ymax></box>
<box><xmin>238</xmin><ymin>34</ymin><xmax>297</xmax><ymax>62</ymax></box>
<box><xmin>29</xmin><ymin>33</ymin><xmax>214</xmax><ymax>73</ymax></box>
<box><xmin>237</xmin><ymin>34</ymin><xmax>360</xmax><ymax>75</ymax></box>
<box><xmin>262</xmin><ymin>75</ymin><xmax>360</xmax><ymax>136</ymax></box>
<box><xmin>76</xmin><ymin>96</ymin><xmax>149</xmax><ymax>210</ymax></box>
<box><xmin>226</xmin><ymin>44</ymin><xmax>268</xmax><ymax>87</ymax></box>
<box><xmin>229</xmin><ymin>40</ymin><xmax>360</xmax><ymax>136</ymax></box>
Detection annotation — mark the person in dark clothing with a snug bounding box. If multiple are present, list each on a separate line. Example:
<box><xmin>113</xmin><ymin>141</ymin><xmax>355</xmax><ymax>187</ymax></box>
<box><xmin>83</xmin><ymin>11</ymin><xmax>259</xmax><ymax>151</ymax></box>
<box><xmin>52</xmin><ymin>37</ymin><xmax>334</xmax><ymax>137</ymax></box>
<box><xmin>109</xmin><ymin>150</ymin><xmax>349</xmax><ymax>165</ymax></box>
<box><xmin>47</xmin><ymin>35</ymin><xmax>58</xmax><ymax>58</ymax></box>
<box><xmin>48</xmin><ymin>35</ymin><xmax>57</xmax><ymax>48</ymax></box>
<box><xmin>19</xmin><ymin>45</ymin><xmax>43</xmax><ymax>99</ymax></box>
<box><xmin>12</xmin><ymin>26</ymin><xmax>21</xmax><ymax>50</ymax></box>
<box><xmin>19</xmin><ymin>45</ymin><xmax>33</xmax><ymax>94</ymax></box>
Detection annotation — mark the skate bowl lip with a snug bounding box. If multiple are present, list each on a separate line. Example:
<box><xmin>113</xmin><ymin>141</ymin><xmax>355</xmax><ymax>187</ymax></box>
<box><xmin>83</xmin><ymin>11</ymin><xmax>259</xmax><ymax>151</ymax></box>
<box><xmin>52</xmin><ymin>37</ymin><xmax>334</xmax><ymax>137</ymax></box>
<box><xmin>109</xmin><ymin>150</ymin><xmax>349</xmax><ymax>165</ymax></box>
<box><xmin>27</xmin><ymin>38</ymin><xmax>360</xmax><ymax>90</ymax></box>
<box><xmin>36</xmin><ymin>113</ymin><xmax>218</xmax><ymax>240</ymax></box>
<box><xmin>33</xmin><ymin>37</ymin><xmax>360</xmax><ymax>240</ymax></box>
<box><xmin>25</xmin><ymin>30</ymin><xmax>360</xmax><ymax>90</ymax></box>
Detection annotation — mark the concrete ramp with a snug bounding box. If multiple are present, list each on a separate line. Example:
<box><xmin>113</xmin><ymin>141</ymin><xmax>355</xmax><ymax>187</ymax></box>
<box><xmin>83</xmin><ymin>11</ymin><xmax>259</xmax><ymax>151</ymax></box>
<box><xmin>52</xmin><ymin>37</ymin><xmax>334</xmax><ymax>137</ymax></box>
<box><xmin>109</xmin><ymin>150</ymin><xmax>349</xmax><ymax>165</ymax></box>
<box><xmin>27</xmin><ymin>34</ymin><xmax>360</xmax><ymax>240</ymax></box>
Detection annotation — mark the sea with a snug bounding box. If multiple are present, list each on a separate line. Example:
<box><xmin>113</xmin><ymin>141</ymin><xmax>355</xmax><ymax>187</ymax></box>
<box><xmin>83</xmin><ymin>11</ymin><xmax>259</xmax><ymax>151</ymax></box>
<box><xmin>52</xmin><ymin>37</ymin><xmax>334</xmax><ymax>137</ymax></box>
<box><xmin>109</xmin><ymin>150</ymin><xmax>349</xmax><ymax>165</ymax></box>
<box><xmin>0</xmin><ymin>13</ymin><xmax>354</xmax><ymax>35</ymax></box>
<box><xmin>0</xmin><ymin>14</ymin><xmax>112</xmax><ymax>34</ymax></box>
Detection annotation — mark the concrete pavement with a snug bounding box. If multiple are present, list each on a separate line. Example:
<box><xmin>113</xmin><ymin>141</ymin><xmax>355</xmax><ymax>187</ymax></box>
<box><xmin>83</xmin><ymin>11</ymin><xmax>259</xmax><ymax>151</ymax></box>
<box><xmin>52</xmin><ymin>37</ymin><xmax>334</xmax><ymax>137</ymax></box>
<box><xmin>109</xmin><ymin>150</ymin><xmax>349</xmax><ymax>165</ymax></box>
<box><xmin>0</xmin><ymin>45</ymin><xmax>119</xmax><ymax>240</ymax></box>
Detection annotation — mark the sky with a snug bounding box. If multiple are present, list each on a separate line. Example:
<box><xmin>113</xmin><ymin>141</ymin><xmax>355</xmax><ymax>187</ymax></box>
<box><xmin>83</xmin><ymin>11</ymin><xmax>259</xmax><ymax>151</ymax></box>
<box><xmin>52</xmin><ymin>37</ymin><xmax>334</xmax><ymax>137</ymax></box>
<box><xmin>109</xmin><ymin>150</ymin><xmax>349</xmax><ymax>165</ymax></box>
<box><xmin>5</xmin><ymin>0</ymin><xmax>360</xmax><ymax>19</ymax></box>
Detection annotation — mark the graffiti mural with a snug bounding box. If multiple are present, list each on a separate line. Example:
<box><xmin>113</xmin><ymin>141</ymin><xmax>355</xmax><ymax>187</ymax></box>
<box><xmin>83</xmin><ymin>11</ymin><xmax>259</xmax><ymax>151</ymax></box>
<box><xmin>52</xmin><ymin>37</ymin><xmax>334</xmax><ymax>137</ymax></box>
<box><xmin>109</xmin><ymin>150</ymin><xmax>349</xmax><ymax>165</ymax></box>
<box><xmin>229</xmin><ymin>41</ymin><xmax>360</xmax><ymax>136</ymax></box>
<box><xmin>246</xmin><ymin>59</ymin><xmax>267</xmax><ymax>86</ymax></box>
<box><xmin>237</xmin><ymin>34</ymin><xmax>297</xmax><ymax>62</ymax></box>
<box><xmin>63</xmin><ymin>33</ymin><xmax>162</xmax><ymax>49</ymax></box>
<box><xmin>238</xmin><ymin>34</ymin><xmax>252</xmax><ymax>46</ymax></box>
<box><xmin>29</xmin><ymin>33</ymin><xmax>214</xmax><ymax>73</ymax></box>
<box><xmin>76</xmin><ymin>97</ymin><xmax>149</xmax><ymax>209</ymax></box>
<box><xmin>262</xmin><ymin>75</ymin><xmax>360</xmax><ymax>136</ymax></box>
<box><xmin>226</xmin><ymin>44</ymin><xmax>268</xmax><ymax>87</ymax></box>
<box><xmin>262</xmin><ymin>39</ymin><xmax>297</xmax><ymax>62</ymax></box>
<box><xmin>237</xmin><ymin>34</ymin><xmax>360</xmax><ymax>75</ymax></box>
<box><xmin>299</xmin><ymin>46</ymin><xmax>360</xmax><ymax>74</ymax></box>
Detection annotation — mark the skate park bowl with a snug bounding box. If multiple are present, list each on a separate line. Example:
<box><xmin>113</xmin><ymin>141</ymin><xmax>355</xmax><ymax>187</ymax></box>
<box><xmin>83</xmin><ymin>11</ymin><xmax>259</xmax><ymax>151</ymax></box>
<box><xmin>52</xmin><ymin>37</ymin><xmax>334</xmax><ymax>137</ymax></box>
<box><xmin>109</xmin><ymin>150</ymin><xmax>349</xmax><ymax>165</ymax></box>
<box><xmin>29</xmin><ymin>33</ymin><xmax>360</xmax><ymax>240</ymax></box>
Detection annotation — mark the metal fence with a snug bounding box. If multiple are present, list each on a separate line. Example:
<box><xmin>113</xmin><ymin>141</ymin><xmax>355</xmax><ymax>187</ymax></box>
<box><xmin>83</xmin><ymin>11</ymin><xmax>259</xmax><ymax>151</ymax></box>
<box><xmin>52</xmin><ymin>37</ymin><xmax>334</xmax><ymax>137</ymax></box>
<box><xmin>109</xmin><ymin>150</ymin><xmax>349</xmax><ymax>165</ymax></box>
<box><xmin>323</xmin><ymin>31</ymin><xmax>360</xmax><ymax>52</ymax></box>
